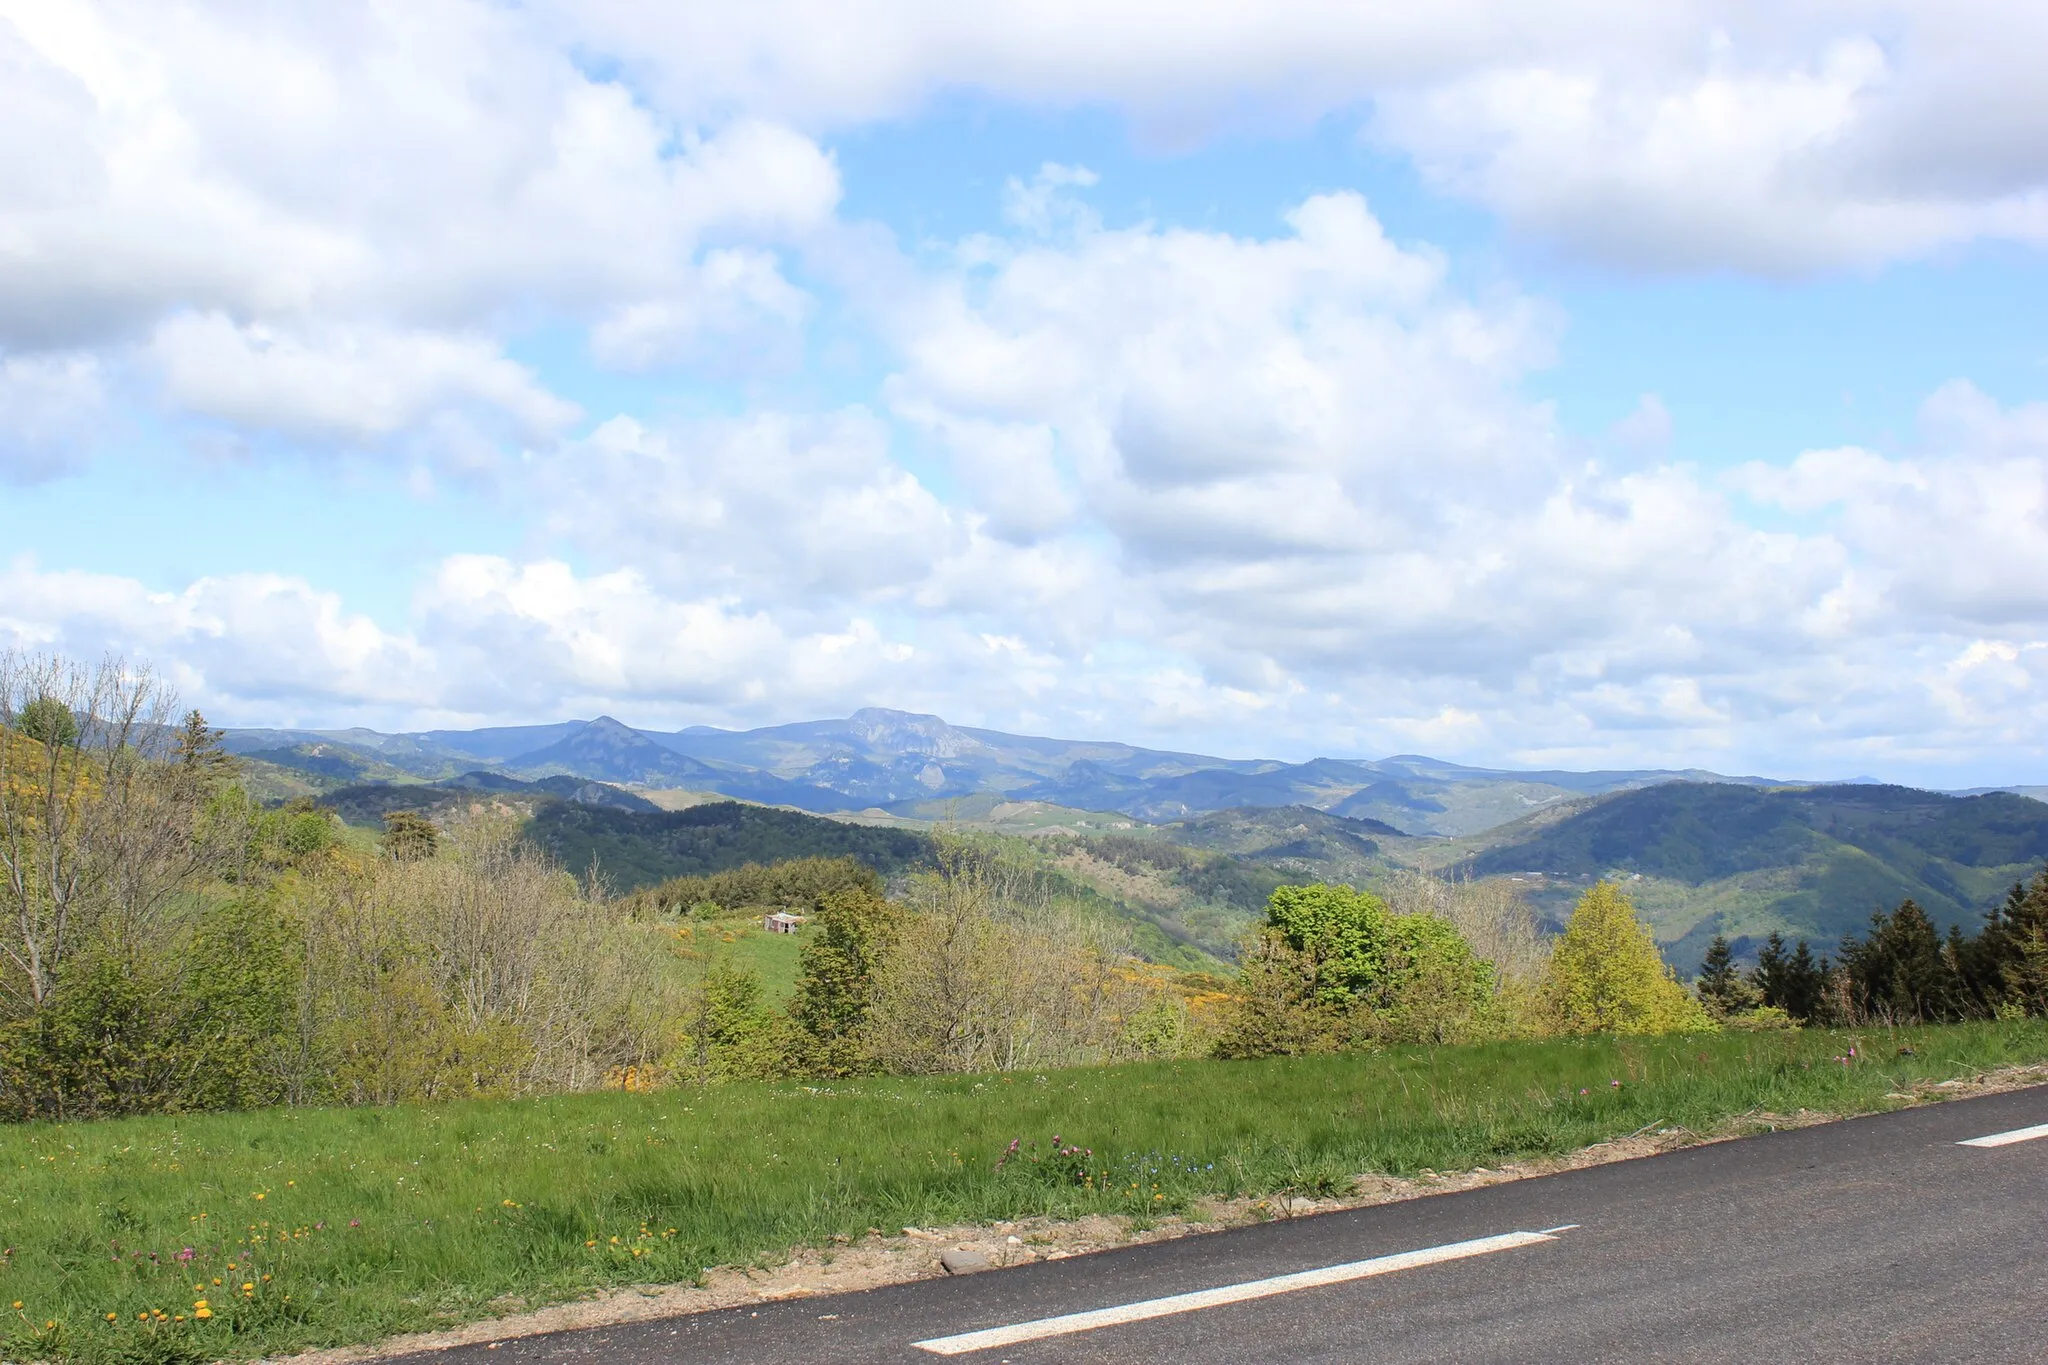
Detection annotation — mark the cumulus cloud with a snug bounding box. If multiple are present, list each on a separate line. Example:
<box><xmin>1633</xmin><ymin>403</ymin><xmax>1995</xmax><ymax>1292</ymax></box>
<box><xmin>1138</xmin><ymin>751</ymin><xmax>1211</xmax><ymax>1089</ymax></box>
<box><xmin>0</xmin><ymin>0</ymin><xmax>837</xmax><ymax>453</ymax></box>
<box><xmin>149</xmin><ymin>315</ymin><xmax>579</xmax><ymax>449</ymax></box>
<box><xmin>0</xmin><ymin>350</ymin><xmax>105</xmax><ymax>481</ymax></box>
<box><xmin>558</xmin><ymin>0</ymin><xmax>2048</xmax><ymax>271</ymax></box>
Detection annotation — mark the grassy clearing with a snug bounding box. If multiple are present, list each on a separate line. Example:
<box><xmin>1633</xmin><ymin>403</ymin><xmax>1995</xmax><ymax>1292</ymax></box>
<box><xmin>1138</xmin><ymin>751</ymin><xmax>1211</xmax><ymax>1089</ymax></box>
<box><xmin>666</xmin><ymin>915</ymin><xmax>807</xmax><ymax>1001</ymax></box>
<box><xmin>4</xmin><ymin>1021</ymin><xmax>2045</xmax><ymax>1362</ymax></box>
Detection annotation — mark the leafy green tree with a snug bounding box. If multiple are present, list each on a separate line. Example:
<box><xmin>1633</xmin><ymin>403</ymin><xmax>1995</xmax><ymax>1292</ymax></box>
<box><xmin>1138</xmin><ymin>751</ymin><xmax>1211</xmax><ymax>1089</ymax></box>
<box><xmin>178</xmin><ymin>897</ymin><xmax>306</xmax><ymax>1110</ymax></box>
<box><xmin>1379</xmin><ymin>913</ymin><xmax>1498</xmax><ymax>1043</ymax></box>
<box><xmin>380</xmin><ymin>810</ymin><xmax>439</xmax><ymax>862</ymax></box>
<box><xmin>681</xmin><ymin>961</ymin><xmax>785</xmax><ymax>1083</ymax></box>
<box><xmin>1839</xmin><ymin>899</ymin><xmax>1963</xmax><ymax>1023</ymax></box>
<box><xmin>1262</xmin><ymin>883</ymin><xmax>1397</xmax><ymax>1005</ymax></box>
<box><xmin>788</xmin><ymin>886</ymin><xmax>902</xmax><ymax>1075</ymax></box>
<box><xmin>1220</xmin><ymin>883</ymin><xmax>1498</xmax><ymax>1054</ymax></box>
<box><xmin>14</xmin><ymin>694</ymin><xmax>77</xmax><ymax>747</ymax></box>
<box><xmin>1544</xmin><ymin>882</ymin><xmax>1713</xmax><ymax>1035</ymax></box>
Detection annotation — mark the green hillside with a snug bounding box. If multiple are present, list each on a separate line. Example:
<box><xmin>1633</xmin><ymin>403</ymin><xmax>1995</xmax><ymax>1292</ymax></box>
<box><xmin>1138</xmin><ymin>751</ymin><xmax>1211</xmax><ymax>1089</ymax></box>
<box><xmin>527</xmin><ymin>800</ymin><xmax>934</xmax><ymax>890</ymax></box>
<box><xmin>1460</xmin><ymin>782</ymin><xmax>2048</xmax><ymax>963</ymax></box>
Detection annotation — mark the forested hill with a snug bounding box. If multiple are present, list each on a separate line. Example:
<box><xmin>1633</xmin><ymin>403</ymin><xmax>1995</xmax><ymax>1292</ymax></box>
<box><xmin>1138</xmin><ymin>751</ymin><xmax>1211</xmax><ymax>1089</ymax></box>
<box><xmin>1462</xmin><ymin>782</ymin><xmax>2048</xmax><ymax>957</ymax></box>
<box><xmin>527</xmin><ymin>800</ymin><xmax>932</xmax><ymax>890</ymax></box>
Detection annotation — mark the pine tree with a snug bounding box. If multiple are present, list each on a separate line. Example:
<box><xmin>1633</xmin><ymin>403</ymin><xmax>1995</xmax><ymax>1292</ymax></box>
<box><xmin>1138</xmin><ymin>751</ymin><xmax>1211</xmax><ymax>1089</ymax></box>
<box><xmin>172</xmin><ymin>708</ymin><xmax>234</xmax><ymax>775</ymax></box>
<box><xmin>1839</xmin><ymin>899</ymin><xmax>1963</xmax><ymax>1023</ymax></box>
<box><xmin>1780</xmin><ymin>940</ymin><xmax>1826</xmax><ymax>1022</ymax></box>
<box><xmin>14</xmin><ymin>694</ymin><xmax>77</xmax><ymax>747</ymax></box>
<box><xmin>1976</xmin><ymin>868</ymin><xmax>2048</xmax><ymax>1016</ymax></box>
<box><xmin>380</xmin><ymin>810</ymin><xmax>440</xmax><ymax>862</ymax></box>
<box><xmin>1544</xmin><ymin>882</ymin><xmax>1713</xmax><ymax>1035</ymax></box>
<box><xmin>1695</xmin><ymin>935</ymin><xmax>1757</xmax><ymax>1017</ymax></box>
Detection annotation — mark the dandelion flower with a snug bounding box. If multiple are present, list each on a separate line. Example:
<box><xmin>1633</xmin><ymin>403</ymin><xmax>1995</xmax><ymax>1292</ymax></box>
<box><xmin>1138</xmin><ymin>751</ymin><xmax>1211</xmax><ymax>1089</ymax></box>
<box><xmin>195</xmin><ymin>1308</ymin><xmax>212</xmax><ymax>1320</ymax></box>
<box><xmin>107</xmin><ymin>1313</ymin><xmax>118</xmax><ymax>1322</ymax></box>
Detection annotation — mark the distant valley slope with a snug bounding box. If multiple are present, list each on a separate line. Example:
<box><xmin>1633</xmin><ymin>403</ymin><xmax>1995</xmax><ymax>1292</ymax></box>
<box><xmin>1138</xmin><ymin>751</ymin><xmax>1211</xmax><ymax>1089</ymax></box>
<box><xmin>1454</xmin><ymin>782</ymin><xmax>2048</xmax><ymax>966</ymax></box>
<box><xmin>224</xmin><ymin>708</ymin><xmax>1815</xmax><ymax>838</ymax></box>
<box><xmin>223</xmin><ymin>709</ymin><xmax>2048</xmax><ymax>969</ymax></box>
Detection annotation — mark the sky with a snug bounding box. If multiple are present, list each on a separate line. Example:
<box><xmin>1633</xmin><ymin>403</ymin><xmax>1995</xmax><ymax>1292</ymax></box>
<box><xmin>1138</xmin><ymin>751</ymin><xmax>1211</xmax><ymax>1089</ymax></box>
<box><xmin>3</xmin><ymin>1</ymin><xmax>2048</xmax><ymax>786</ymax></box>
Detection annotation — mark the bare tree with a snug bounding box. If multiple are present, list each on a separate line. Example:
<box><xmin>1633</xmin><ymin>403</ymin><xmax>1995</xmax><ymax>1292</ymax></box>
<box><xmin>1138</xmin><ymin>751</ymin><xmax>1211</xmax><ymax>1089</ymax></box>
<box><xmin>0</xmin><ymin>651</ymin><xmax>230</xmax><ymax>1013</ymax></box>
<box><xmin>864</xmin><ymin>837</ymin><xmax>1157</xmax><ymax>1074</ymax></box>
<box><xmin>1381</xmin><ymin>866</ymin><xmax>1549</xmax><ymax>986</ymax></box>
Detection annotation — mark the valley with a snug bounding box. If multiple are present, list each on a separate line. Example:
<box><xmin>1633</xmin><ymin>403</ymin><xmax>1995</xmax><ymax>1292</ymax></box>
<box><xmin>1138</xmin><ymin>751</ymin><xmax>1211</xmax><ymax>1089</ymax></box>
<box><xmin>245</xmin><ymin>709</ymin><xmax>2048</xmax><ymax>970</ymax></box>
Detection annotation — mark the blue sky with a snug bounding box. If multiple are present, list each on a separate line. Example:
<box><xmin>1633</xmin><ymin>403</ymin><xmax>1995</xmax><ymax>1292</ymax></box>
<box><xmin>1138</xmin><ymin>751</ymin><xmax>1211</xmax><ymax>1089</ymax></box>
<box><xmin>3</xmin><ymin>1</ymin><xmax>2047</xmax><ymax>786</ymax></box>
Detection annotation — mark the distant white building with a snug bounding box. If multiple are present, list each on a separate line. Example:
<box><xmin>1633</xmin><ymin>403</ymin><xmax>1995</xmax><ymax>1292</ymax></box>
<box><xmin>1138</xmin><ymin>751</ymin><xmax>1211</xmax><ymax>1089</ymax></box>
<box><xmin>763</xmin><ymin>911</ymin><xmax>805</xmax><ymax>934</ymax></box>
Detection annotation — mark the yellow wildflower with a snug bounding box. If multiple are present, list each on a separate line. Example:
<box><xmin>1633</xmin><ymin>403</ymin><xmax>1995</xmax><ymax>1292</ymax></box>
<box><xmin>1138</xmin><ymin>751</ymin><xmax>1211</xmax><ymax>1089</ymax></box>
<box><xmin>194</xmin><ymin>1308</ymin><xmax>212</xmax><ymax>1320</ymax></box>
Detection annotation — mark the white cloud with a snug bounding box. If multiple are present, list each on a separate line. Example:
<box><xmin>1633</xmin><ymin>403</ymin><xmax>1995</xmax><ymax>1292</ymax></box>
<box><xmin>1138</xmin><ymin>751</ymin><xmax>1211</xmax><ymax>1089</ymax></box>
<box><xmin>0</xmin><ymin>350</ymin><xmax>105</xmax><ymax>481</ymax></box>
<box><xmin>149</xmin><ymin>315</ymin><xmax>579</xmax><ymax>449</ymax></box>
<box><xmin>0</xmin><ymin>0</ymin><xmax>837</xmax><ymax>453</ymax></box>
<box><xmin>559</xmin><ymin>0</ymin><xmax>2048</xmax><ymax>271</ymax></box>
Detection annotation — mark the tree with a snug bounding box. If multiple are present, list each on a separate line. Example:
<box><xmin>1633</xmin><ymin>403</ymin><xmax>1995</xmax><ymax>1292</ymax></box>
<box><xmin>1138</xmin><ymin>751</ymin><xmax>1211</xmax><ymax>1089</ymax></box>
<box><xmin>1838</xmin><ymin>899</ymin><xmax>1962</xmax><ymax>1023</ymax></box>
<box><xmin>0</xmin><ymin>652</ymin><xmax>231</xmax><ymax>1012</ymax></box>
<box><xmin>788</xmin><ymin>885</ymin><xmax>902</xmax><ymax>1075</ymax></box>
<box><xmin>1219</xmin><ymin>882</ymin><xmax>1498</xmax><ymax>1055</ymax></box>
<box><xmin>1751</xmin><ymin>933</ymin><xmax>1827</xmax><ymax>1022</ymax></box>
<box><xmin>1959</xmin><ymin>869</ymin><xmax>2048</xmax><ymax>1017</ymax></box>
<box><xmin>380</xmin><ymin>810</ymin><xmax>439</xmax><ymax>862</ymax></box>
<box><xmin>1695</xmin><ymin>935</ymin><xmax>1750</xmax><ymax>1016</ymax></box>
<box><xmin>15</xmin><ymin>695</ymin><xmax>77</xmax><ymax>748</ymax></box>
<box><xmin>1262</xmin><ymin>882</ymin><xmax>1397</xmax><ymax>1006</ymax></box>
<box><xmin>172</xmin><ymin>709</ymin><xmax>235</xmax><ymax>777</ymax></box>
<box><xmin>1544</xmin><ymin>882</ymin><xmax>1712</xmax><ymax>1035</ymax></box>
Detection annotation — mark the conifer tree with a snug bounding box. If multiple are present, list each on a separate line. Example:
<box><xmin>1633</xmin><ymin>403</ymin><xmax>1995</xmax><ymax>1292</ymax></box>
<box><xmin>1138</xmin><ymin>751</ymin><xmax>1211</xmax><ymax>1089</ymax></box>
<box><xmin>172</xmin><ymin>708</ymin><xmax>234</xmax><ymax>775</ymax></box>
<box><xmin>1696</xmin><ymin>935</ymin><xmax>1748</xmax><ymax>1016</ymax></box>
<box><xmin>1839</xmin><ymin>899</ymin><xmax>1963</xmax><ymax>1023</ymax></box>
<box><xmin>1751</xmin><ymin>931</ymin><xmax>1826</xmax><ymax>1021</ymax></box>
<box><xmin>380</xmin><ymin>810</ymin><xmax>440</xmax><ymax>862</ymax></box>
<box><xmin>1544</xmin><ymin>882</ymin><xmax>1713</xmax><ymax>1035</ymax></box>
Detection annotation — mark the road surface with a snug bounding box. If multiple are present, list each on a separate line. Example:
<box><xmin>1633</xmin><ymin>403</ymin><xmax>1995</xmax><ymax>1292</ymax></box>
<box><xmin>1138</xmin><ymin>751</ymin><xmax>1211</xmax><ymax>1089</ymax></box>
<box><xmin>400</xmin><ymin>1084</ymin><xmax>2048</xmax><ymax>1364</ymax></box>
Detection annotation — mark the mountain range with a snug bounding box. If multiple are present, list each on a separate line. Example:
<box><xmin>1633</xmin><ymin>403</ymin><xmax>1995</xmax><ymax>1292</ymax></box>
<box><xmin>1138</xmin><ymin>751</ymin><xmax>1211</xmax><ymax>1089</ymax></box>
<box><xmin>224</xmin><ymin>708</ymin><xmax>1836</xmax><ymax>838</ymax></box>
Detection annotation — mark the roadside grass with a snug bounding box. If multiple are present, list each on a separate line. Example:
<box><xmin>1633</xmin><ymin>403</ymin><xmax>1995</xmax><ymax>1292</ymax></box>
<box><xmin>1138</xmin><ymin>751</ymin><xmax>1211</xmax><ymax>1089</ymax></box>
<box><xmin>4</xmin><ymin>1020</ymin><xmax>2045</xmax><ymax>1363</ymax></box>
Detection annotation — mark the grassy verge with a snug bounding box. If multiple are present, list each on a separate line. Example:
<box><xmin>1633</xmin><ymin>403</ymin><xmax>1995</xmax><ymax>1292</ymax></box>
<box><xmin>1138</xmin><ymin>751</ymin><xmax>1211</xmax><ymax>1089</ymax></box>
<box><xmin>5</xmin><ymin>1020</ymin><xmax>2046</xmax><ymax>1363</ymax></box>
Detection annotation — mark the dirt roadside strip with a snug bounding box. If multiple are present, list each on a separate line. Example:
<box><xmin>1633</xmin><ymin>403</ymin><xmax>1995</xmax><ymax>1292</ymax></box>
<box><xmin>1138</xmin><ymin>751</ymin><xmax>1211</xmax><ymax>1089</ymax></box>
<box><xmin>280</xmin><ymin>1062</ymin><xmax>2048</xmax><ymax>1365</ymax></box>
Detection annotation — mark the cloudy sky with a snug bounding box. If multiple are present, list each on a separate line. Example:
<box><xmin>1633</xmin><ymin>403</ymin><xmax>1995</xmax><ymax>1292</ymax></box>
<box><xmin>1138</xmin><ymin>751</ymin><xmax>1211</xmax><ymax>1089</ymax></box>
<box><xmin>3</xmin><ymin>1</ymin><xmax>2047</xmax><ymax>784</ymax></box>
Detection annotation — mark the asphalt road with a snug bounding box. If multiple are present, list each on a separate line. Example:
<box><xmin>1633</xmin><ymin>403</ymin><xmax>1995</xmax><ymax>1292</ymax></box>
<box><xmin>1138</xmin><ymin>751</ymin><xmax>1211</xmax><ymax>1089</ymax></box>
<box><xmin>405</xmin><ymin>1085</ymin><xmax>2048</xmax><ymax>1364</ymax></box>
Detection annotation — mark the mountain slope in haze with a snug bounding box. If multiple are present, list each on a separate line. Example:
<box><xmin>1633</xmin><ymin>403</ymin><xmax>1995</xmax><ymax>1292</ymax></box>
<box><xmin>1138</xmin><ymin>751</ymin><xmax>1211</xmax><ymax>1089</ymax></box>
<box><xmin>226</xmin><ymin>707</ymin><xmax>1858</xmax><ymax>839</ymax></box>
<box><xmin>1460</xmin><ymin>781</ymin><xmax>2048</xmax><ymax>966</ymax></box>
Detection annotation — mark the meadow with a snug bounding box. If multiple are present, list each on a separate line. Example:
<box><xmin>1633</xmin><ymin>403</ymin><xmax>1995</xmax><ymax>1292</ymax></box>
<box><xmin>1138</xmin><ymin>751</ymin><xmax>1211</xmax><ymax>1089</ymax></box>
<box><xmin>5</xmin><ymin>1020</ymin><xmax>2046</xmax><ymax>1363</ymax></box>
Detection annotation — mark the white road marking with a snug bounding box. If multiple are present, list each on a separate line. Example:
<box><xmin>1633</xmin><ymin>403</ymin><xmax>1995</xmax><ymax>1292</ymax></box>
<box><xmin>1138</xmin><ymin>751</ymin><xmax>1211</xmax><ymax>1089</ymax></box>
<box><xmin>911</xmin><ymin>1228</ymin><xmax>1564</xmax><ymax>1356</ymax></box>
<box><xmin>1958</xmin><ymin>1122</ymin><xmax>2048</xmax><ymax>1148</ymax></box>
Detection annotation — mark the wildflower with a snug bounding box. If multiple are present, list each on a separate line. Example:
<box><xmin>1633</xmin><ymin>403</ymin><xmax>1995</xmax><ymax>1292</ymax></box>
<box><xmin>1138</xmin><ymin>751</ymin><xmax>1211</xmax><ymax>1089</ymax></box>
<box><xmin>195</xmin><ymin>1308</ymin><xmax>212</xmax><ymax>1320</ymax></box>
<box><xmin>241</xmin><ymin>1284</ymin><xmax>254</xmax><ymax>1293</ymax></box>
<box><xmin>194</xmin><ymin>1301</ymin><xmax>208</xmax><ymax>1310</ymax></box>
<box><xmin>107</xmin><ymin>1314</ymin><xmax>118</xmax><ymax>1322</ymax></box>
<box><xmin>349</xmin><ymin>1220</ymin><xmax>361</xmax><ymax>1228</ymax></box>
<box><xmin>176</xmin><ymin>1248</ymin><xmax>194</xmax><ymax>1262</ymax></box>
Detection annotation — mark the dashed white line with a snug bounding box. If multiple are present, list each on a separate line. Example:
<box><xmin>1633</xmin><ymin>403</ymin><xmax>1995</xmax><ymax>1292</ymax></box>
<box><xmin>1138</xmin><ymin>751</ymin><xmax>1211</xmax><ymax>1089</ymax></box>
<box><xmin>911</xmin><ymin>1227</ymin><xmax>1567</xmax><ymax>1356</ymax></box>
<box><xmin>1958</xmin><ymin>1121</ymin><xmax>2048</xmax><ymax>1148</ymax></box>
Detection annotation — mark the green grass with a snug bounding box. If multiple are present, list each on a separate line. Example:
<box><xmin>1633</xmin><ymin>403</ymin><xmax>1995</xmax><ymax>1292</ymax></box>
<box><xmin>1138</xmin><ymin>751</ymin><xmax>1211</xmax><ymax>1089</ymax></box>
<box><xmin>5</xmin><ymin>1021</ymin><xmax>2046</xmax><ymax>1362</ymax></box>
<box><xmin>673</xmin><ymin>916</ymin><xmax>808</xmax><ymax>1001</ymax></box>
